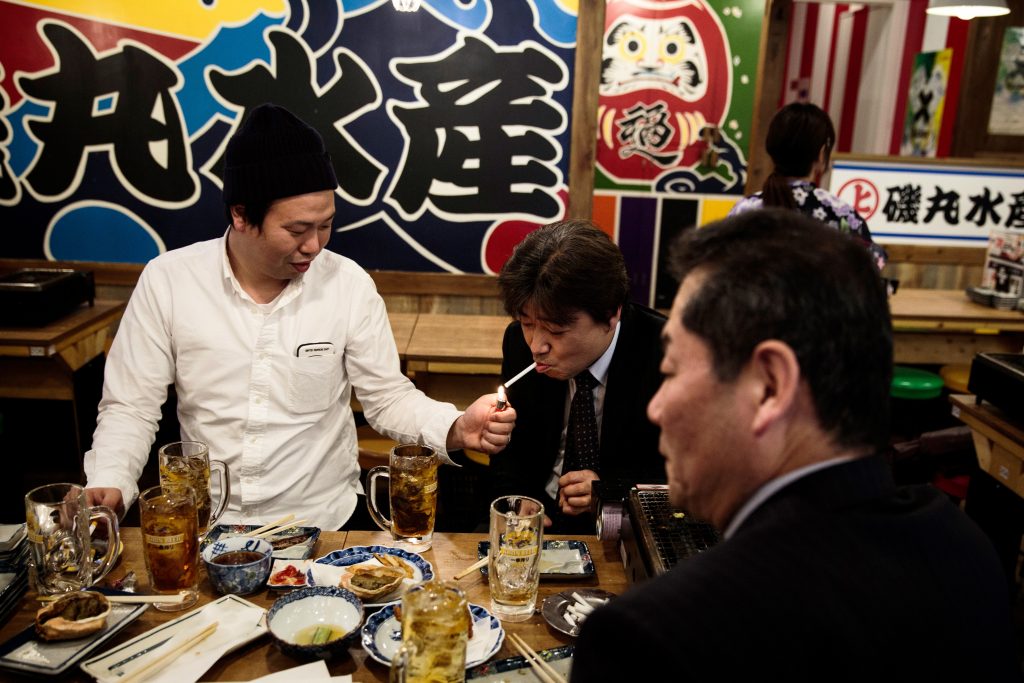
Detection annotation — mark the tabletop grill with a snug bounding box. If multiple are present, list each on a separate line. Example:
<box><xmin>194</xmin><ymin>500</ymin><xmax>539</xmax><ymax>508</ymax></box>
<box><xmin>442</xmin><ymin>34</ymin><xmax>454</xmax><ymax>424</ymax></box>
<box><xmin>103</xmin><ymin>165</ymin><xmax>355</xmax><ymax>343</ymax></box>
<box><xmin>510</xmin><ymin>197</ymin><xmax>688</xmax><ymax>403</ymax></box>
<box><xmin>619</xmin><ymin>486</ymin><xmax>719</xmax><ymax>583</ymax></box>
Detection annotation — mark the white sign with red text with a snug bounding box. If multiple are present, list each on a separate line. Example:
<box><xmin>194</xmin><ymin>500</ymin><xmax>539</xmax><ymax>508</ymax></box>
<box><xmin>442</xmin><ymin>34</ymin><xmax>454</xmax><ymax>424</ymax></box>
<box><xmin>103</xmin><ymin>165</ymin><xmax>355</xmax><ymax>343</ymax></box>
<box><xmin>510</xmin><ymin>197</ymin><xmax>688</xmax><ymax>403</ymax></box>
<box><xmin>829</xmin><ymin>160</ymin><xmax>1024</xmax><ymax>245</ymax></box>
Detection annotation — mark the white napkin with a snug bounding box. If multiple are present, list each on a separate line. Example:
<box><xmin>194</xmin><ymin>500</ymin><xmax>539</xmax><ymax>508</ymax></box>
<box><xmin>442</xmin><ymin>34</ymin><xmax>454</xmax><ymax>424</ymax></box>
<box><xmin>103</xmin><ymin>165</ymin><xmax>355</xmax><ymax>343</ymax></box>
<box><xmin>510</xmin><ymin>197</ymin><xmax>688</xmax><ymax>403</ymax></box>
<box><xmin>465</xmin><ymin>614</ymin><xmax>502</xmax><ymax>664</ymax></box>
<box><xmin>218</xmin><ymin>660</ymin><xmax>353</xmax><ymax>682</ymax></box>
<box><xmin>93</xmin><ymin>598</ymin><xmax>267</xmax><ymax>683</ymax></box>
<box><xmin>538</xmin><ymin>548</ymin><xmax>583</xmax><ymax>574</ymax></box>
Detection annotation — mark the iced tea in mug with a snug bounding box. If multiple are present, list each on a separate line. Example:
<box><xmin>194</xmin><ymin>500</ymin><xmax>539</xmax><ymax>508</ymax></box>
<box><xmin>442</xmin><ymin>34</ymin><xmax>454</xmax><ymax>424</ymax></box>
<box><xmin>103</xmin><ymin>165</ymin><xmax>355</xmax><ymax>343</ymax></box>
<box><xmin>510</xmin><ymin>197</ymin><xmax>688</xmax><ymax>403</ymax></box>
<box><xmin>158</xmin><ymin>441</ymin><xmax>229</xmax><ymax>536</ymax></box>
<box><xmin>139</xmin><ymin>484</ymin><xmax>199</xmax><ymax>611</ymax></box>
<box><xmin>366</xmin><ymin>444</ymin><xmax>438</xmax><ymax>552</ymax></box>
<box><xmin>391</xmin><ymin>580</ymin><xmax>470</xmax><ymax>683</ymax></box>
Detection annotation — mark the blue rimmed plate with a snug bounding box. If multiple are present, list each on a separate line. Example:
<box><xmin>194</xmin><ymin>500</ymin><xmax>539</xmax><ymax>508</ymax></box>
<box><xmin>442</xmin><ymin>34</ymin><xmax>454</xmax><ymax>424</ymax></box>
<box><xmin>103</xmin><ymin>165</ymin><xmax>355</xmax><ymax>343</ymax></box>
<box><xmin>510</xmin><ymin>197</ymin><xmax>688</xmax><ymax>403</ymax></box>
<box><xmin>477</xmin><ymin>540</ymin><xmax>595</xmax><ymax>579</ymax></box>
<box><xmin>307</xmin><ymin>546</ymin><xmax>434</xmax><ymax>607</ymax></box>
<box><xmin>361</xmin><ymin>603</ymin><xmax>504</xmax><ymax>668</ymax></box>
<box><xmin>466</xmin><ymin>645</ymin><xmax>574</xmax><ymax>680</ymax></box>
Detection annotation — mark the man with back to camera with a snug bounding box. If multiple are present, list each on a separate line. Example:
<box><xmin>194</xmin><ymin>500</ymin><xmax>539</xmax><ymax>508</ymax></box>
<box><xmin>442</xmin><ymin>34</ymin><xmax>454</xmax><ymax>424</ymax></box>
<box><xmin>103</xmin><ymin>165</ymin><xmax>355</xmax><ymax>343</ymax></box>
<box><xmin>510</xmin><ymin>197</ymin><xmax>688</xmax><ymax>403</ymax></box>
<box><xmin>571</xmin><ymin>209</ymin><xmax>1020</xmax><ymax>681</ymax></box>
<box><xmin>491</xmin><ymin>219</ymin><xmax>666</xmax><ymax>533</ymax></box>
<box><xmin>83</xmin><ymin>103</ymin><xmax>516</xmax><ymax>529</ymax></box>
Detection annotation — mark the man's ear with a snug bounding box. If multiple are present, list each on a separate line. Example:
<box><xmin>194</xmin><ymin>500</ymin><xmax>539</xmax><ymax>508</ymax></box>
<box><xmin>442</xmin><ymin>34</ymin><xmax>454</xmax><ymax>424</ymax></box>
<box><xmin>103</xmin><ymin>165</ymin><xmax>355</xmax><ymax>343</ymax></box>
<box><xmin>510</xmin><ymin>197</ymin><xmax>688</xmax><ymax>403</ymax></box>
<box><xmin>229</xmin><ymin>204</ymin><xmax>247</xmax><ymax>230</ymax></box>
<box><xmin>746</xmin><ymin>340</ymin><xmax>801</xmax><ymax>438</ymax></box>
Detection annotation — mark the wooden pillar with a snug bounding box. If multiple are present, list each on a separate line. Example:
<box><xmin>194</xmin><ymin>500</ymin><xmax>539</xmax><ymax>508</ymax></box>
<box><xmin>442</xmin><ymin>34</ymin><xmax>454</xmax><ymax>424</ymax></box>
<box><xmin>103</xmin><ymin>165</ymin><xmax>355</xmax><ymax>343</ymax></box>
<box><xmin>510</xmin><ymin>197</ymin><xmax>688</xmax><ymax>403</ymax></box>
<box><xmin>567</xmin><ymin>0</ymin><xmax>606</xmax><ymax>219</ymax></box>
<box><xmin>745</xmin><ymin>0</ymin><xmax>792</xmax><ymax>195</ymax></box>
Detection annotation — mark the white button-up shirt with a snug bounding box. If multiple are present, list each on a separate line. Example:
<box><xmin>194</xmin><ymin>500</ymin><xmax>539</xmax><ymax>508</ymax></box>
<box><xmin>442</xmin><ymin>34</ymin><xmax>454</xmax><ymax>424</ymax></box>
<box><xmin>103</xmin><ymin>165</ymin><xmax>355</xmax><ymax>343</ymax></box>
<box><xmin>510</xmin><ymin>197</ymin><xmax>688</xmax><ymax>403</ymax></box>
<box><xmin>84</xmin><ymin>233</ymin><xmax>461</xmax><ymax>529</ymax></box>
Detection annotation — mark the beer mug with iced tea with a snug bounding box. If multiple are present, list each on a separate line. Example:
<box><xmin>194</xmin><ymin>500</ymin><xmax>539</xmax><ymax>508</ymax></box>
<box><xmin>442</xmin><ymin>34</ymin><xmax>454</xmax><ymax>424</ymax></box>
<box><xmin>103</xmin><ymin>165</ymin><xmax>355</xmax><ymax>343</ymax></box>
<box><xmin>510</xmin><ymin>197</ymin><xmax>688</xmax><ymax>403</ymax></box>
<box><xmin>139</xmin><ymin>484</ymin><xmax>200</xmax><ymax>611</ymax></box>
<box><xmin>158</xmin><ymin>441</ymin><xmax>229</xmax><ymax>537</ymax></box>
<box><xmin>365</xmin><ymin>444</ymin><xmax>438</xmax><ymax>553</ymax></box>
<box><xmin>391</xmin><ymin>580</ymin><xmax>470</xmax><ymax>683</ymax></box>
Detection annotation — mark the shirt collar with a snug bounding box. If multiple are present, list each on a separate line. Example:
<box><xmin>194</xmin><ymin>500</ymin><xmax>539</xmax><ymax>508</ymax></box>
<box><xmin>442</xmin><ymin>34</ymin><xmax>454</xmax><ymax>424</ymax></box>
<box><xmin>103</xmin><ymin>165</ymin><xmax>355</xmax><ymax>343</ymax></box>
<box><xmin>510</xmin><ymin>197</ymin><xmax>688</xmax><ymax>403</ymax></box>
<box><xmin>585</xmin><ymin>319</ymin><xmax>620</xmax><ymax>387</ymax></box>
<box><xmin>722</xmin><ymin>455</ymin><xmax>857</xmax><ymax>539</ymax></box>
<box><xmin>220</xmin><ymin>226</ymin><xmax>304</xmax><ymax>308</ymax></box>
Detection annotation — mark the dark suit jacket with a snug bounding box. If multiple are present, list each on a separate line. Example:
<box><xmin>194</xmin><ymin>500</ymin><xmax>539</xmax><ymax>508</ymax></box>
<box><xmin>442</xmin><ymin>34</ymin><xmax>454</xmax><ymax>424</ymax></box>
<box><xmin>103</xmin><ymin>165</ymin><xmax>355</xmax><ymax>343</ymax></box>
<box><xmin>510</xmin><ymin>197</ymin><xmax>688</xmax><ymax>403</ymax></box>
<box><xmin>571</xmin><ymin>456</ymin><xmax>1021</xmax><ymax>681</ymax></box>
<box><xmin>489</xmin><ymin>302</ymin><xmax>667</xmax><ymax>525</ymax></box>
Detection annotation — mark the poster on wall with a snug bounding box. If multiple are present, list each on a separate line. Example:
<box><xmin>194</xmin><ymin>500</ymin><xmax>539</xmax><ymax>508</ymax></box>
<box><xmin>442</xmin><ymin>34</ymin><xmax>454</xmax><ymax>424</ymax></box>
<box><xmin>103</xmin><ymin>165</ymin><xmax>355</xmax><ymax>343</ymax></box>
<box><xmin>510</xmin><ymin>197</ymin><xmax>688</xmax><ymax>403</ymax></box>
<box><xmin>981</xmin><ymin>228</ymin><xmax>1024</xmax><ymax>297</ymax></box>
<box><xmin>988</xmin><ymin>26</ymin><xmax>1024</xmax><ymax>136</ymax></box>
<box><xmin>0</xmin><ymin>0</ymin><xmax>579</xmax><ymax>273</ymax></box>
<box><xmin>589</xmin><ymin>0</ymin><xmax>763</xmax><ymax>308</ymax></box>
<box><xmin>899</xmin><ymin>48</ymin><xmax>951</xmax><ymax>157</ymax></box>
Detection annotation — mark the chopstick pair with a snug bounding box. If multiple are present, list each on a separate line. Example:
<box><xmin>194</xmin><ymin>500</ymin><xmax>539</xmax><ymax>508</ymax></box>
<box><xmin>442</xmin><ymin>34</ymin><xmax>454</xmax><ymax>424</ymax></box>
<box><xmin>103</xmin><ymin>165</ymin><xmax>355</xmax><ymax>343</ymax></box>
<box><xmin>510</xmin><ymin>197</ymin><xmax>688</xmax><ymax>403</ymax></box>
<box><xmin>453</xmin><ymin>556</ymin><xmax>488</xmax><ymax>580</ymax></box>
<box><xmin>117</xmin><ymin>621</ymin><xmax>219</xmax><ymax>683</ymax></box>
<box><xmin>251</xmin><ymin>519</ymin><xmax>308</xmax><ymax>540</ymax></box>
<box><xmin>248</xmin><ymin>514</ymin><xmax>295</xmax><ymax>536</ymax></box>
<box><xmin>507</xmin><ymin>633</ymin><xmax>567</xmax><ymax>683</ymax></box>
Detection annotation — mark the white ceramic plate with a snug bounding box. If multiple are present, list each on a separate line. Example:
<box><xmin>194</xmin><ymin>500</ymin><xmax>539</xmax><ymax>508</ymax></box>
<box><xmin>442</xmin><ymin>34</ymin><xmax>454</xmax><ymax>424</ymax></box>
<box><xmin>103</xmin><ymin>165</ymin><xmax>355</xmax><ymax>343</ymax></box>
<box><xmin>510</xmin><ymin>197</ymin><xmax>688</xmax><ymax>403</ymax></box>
<box><xmin>361</xmin><ymin>603</ymin><xmax>504</xmax><ymax>668</ymax></box>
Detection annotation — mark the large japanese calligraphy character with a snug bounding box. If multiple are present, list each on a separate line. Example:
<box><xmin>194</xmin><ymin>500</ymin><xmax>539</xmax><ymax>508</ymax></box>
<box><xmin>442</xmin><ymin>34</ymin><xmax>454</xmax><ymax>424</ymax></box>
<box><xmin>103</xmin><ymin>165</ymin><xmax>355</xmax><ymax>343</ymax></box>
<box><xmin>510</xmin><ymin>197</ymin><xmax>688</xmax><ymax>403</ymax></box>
<box><xmin>922</xmin><ymin>186</ymin><xmax>959</xmax><ymax>224</ymax></box>
<box><xmin>882</xmin><ymin>184</ymin><xmax>921</xmax><ymax>224</ymax></box>
<box><xmin>17</xmin><ymin>21</ymin><xmax>197</xmax><ymax>205</ymax></box>
<box><xmin>386</xmin><ymin>35</ymin><xmax>567</xmax><ymax>221</ymax></box>
<box><xmin>209</xmin><ymin>28</ymin><xmax>384</xmax><ymax>205</ymax></box>
<box><xmin>0</xmin><ymin>65</ymin><xmax>18</xmax><ymax>205</ymax></box>
<box><xmin>1004</xmin><ymin>191</ymin><xmax>1024</xmax><ymax>228</ymax></box>
<box><xmin>965</xmin><ymin>187</ymin><xmax>1004</xmax><ymax>228</ymax></box>
<box><xmin>596</xmin><ymin>0</ymin><xmax>744</xmax><ymax>191</ymax></box>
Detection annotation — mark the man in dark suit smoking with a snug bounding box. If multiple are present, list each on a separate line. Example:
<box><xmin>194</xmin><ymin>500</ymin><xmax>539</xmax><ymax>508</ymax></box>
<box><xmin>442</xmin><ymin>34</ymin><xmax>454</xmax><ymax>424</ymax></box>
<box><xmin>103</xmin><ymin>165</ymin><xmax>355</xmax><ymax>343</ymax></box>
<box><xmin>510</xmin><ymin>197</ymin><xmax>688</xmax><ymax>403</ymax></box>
<box><xmin>490</xmin><ymin>219</ymin><xmax>666</xmax><ymax>533</ymax></box>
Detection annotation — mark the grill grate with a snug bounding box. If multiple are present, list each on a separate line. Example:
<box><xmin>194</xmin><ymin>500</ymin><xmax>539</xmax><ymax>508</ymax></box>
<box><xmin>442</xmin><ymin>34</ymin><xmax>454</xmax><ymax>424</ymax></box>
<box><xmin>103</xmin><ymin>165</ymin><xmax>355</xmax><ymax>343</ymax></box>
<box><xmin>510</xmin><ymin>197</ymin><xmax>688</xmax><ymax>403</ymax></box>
<box><xmin>628</xmin><ymin>488</ymin><xmax>719</xmax><ymax>576</ymax></box>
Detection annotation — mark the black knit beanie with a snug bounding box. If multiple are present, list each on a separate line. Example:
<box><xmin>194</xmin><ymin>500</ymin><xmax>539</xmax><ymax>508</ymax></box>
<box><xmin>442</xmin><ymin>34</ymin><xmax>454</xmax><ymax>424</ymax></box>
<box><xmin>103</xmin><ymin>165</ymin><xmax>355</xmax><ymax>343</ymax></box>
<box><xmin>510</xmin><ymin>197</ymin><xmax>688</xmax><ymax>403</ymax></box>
<box><xmin>222</xmin><ymin>103</ymin><xmax>338</xmax><ymax>205</ymax></box>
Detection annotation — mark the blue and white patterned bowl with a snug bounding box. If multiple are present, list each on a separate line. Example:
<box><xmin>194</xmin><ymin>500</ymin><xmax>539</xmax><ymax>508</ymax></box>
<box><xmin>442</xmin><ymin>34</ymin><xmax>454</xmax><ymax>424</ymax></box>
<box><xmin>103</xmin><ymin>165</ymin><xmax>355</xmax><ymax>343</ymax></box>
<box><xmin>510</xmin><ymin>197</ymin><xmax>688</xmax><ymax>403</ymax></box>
<box><xmin>201</xmin><ymin>536</ymin><xmax>273</xmax><ymax>595</ymax></box>
<box><xmin>267</xmin><ymin>586</ymin><xmax>364</xmax><ymax>660</ymax></box>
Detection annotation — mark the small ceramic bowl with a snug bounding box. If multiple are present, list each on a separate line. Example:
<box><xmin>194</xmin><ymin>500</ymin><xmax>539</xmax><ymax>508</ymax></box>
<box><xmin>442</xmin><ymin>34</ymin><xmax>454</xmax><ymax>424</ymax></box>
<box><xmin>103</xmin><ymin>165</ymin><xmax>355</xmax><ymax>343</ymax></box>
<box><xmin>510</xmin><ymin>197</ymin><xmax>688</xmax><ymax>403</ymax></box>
<box><xmin>202</xmin><ymin>536</ymin><xmax>273</xmax><ymax>595</ymax></box>
<box><xmin>267</xmin><ymin>586</ymin><xmax>364</xmax><ymax>660</ymax></box>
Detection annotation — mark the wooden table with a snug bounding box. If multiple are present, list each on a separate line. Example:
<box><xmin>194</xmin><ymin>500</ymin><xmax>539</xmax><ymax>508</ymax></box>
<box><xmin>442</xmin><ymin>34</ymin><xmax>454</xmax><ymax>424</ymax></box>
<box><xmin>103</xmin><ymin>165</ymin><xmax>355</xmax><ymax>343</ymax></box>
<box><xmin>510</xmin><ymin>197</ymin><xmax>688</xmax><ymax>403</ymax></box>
<box><xmin>0</xmin><ymin>529</ymin><xmax>626</xmax><ymax>681</ymax></box>
<box><xmin>948</xmin><ymin>394</ymin><xmax>1024</xmax><ymax>594</ymax></box>
<box><xmin>0</xmin><ymin>300</ymin><xmax>127</xmax><ymax>467</ymax></box>
<box><xmin>889</xmin><ymin>289</ymin><xmax>1024</xmax><ymax>364</ymax></box>
<box><xmin>387</xmin><ymin>312</ymin><xmax>417</xmax><ymax>359</ymax></box>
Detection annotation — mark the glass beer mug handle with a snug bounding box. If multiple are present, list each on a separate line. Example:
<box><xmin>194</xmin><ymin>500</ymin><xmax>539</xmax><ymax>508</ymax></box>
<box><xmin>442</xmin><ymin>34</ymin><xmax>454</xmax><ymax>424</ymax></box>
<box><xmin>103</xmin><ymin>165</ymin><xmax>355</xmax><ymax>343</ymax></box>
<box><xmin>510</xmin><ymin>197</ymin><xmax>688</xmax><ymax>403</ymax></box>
<box><xmin>208</xmin><ymin>460</ymin><xmax>230</xmax><ymax>529</ymax></box>
<box><xmin>88</xmin><ymin>505</ymin><xmax>120</xmax><ymax>584</ymax></box>
<box><xmin>365</xmin><ymin>466</ymin><xmax>392</xmax><ymax>533</ymax></box>
<box><xmin>390</xmin><ymin>641</ymin><xmax>414</xmax><ymax>683</ymax></box>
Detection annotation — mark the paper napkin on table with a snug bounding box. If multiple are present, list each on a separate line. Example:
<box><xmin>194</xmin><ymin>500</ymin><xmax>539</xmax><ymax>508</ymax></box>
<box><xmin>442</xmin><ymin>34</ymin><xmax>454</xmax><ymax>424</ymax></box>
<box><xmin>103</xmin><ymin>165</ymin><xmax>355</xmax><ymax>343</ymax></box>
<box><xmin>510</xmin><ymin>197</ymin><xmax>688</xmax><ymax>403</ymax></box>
<box><xmin>218</xmin><ymin>660</ymin><xmax>353</xmax><ymax>682</ymax></box>
<box><xmin>92</xmin><ymin>597</ymin><xmax>267</xmax><ymax>683</ymax></box>
<box><xmin>538</xmin><ymin>548</ymin><xmax>583</xmax><ymax>574</ymax></box>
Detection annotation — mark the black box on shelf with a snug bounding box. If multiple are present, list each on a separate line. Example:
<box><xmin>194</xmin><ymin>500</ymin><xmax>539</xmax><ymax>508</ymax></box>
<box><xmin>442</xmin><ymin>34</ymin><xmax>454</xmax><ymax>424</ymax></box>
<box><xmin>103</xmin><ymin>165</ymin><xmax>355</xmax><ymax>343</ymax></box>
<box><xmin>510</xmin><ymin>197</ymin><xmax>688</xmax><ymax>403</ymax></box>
<box><xmin>0</xmin><ymin>268</ymin><xmax>95</xmax><ymax>327</ymax></box>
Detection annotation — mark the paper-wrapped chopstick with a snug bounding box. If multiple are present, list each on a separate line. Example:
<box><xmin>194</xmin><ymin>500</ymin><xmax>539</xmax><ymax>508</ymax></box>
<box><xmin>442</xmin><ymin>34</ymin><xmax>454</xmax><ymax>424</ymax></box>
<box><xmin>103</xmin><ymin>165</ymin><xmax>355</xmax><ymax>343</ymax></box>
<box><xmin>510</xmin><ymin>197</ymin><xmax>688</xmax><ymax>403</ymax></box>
<box><xmin>117</xmin><ymin>621</ymin><xmax>219</xmax><ymax>683</ymax></box>
<box><xmin>38</xmin><ymin>591</ymin><xmax>190</xmax><ymax>604</ymax></box>
<box><xmin>507</xmin><ymin>633</ymin><xmax>567</xmax><ymax>683</ymax></box>
<box><xmin>453</xmin><ymin>556</ymin><xmax>488</xmax><ymax>580</ymax></box>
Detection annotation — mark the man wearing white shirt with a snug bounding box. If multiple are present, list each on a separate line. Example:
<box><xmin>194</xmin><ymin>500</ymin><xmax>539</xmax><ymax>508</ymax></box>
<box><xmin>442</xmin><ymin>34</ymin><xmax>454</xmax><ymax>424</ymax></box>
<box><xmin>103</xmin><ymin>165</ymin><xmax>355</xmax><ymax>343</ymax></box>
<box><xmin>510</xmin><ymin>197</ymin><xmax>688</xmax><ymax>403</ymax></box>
<box><xmin>571</xmin><ymin>210</ymin><xmax>1019</xmax><ymax>681</ymax></box>
<box><xmin>491</xmin><ymin>220</ymin><xmax>666</xmax><ymax>533</ymax></box>
<box><xmin>84</xmin><ymin>103</ymin><xmax>515</xmax><ymax>529</ymax></box>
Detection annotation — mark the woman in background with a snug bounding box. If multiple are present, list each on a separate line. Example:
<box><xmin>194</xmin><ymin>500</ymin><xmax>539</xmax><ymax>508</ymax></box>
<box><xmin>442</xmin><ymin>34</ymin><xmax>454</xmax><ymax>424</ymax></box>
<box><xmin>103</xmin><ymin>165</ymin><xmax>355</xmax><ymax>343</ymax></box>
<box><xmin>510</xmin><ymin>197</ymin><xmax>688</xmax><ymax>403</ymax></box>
<box><xmin>729</xmin><ymin>102</ymin><xmax>888</xmax><ymax>271</ymax></box>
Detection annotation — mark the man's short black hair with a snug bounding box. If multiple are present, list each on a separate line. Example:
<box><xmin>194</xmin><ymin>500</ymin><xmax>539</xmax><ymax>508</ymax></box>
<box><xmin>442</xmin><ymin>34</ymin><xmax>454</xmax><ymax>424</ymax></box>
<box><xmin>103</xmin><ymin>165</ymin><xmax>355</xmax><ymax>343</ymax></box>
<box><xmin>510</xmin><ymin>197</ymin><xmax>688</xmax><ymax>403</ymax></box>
<box><xmin>498</xmin><ymin>219</ymin><xmax>628</xmax><ymax>326</ymax></box>
<box><xmin>671</xmin><ymin>208</ymin><xmax>893</xmax><ymax>452</ymax></box>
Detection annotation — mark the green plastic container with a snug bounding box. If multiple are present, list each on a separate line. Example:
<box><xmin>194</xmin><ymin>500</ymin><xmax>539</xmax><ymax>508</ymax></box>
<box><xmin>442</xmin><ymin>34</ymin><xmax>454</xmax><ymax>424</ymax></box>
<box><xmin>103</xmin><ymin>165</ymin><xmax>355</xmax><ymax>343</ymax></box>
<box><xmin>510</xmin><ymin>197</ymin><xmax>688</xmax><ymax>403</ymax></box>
<box><xmin>890</xmin><ymin>366</ymin><xmax>944</xmax><ymax>400</ymax></box>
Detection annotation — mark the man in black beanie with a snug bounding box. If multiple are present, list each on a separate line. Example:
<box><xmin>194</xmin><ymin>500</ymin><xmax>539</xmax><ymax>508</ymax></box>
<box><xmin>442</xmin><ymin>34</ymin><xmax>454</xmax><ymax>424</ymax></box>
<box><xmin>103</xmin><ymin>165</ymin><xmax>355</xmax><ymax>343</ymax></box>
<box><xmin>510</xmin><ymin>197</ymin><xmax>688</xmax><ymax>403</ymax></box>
<box><xmin>84</xmin><ymin>103</ymin><xmax>516</xmax><ymax>529</ymax></box>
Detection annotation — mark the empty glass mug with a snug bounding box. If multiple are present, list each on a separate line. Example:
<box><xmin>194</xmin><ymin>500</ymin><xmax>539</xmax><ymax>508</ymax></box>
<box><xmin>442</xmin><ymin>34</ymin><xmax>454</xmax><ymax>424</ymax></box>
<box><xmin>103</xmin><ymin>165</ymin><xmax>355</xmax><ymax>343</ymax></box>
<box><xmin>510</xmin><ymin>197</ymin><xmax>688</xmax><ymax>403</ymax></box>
<box><xmin>158</xmin><ymin>441</ymin><xmax>229</xmax><ymax>537</ymax></box>
<box><xmin>488</xmin><ymin>495</ymin><xmax>544</xmax><ymax>622</ymax></box>
<box><xmin>366</xmin><ymin>444</ymin><xmax>439</xmax><ymax>553</ymax></box>
<box><xmin>25</xmin><ymin>483</ymin><xmax>120</xmax><ymax>594</ymax></box>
